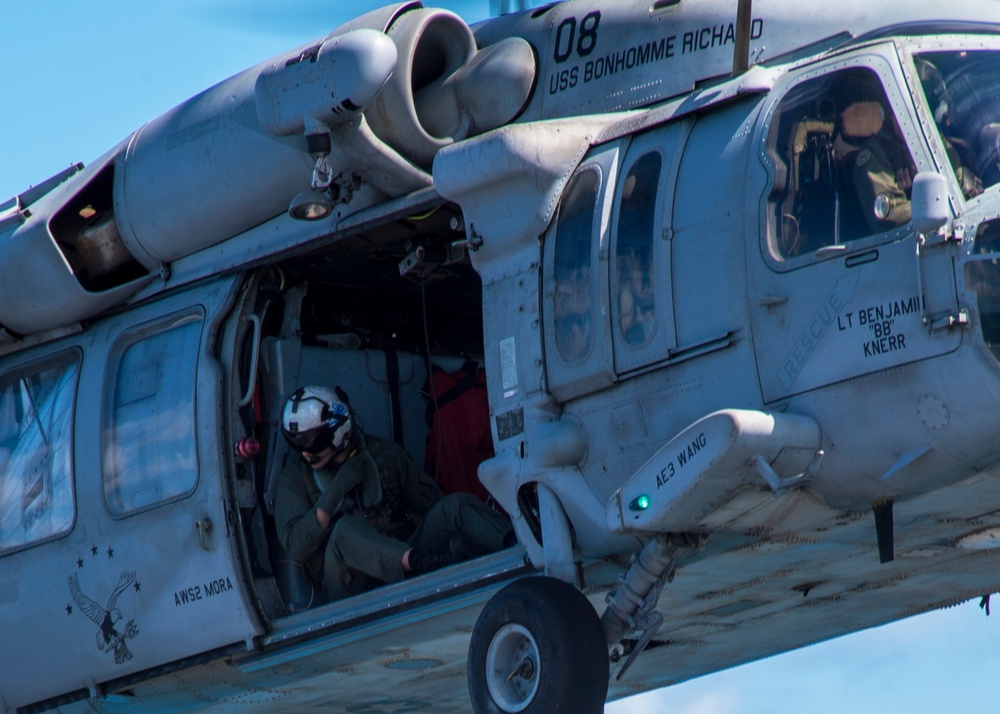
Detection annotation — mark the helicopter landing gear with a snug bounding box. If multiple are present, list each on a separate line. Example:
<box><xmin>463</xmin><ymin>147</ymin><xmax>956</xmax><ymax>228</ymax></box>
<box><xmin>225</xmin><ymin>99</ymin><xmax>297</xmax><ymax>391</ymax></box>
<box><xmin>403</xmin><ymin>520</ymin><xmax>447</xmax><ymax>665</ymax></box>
<box><xmin>468</xmin><ymin>576</ymin><xmax>609</xmax><ymax>714</ymax></box>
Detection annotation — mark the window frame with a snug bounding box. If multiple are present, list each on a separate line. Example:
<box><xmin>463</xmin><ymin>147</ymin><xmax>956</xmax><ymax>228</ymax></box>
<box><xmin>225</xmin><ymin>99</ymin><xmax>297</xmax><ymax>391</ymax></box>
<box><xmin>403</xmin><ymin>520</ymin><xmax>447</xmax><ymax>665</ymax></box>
<box><xmin>101</xmin><ymin>307</ymin><xmax>205</xmax><ymax>518</ymax></box>
<box><xmin>900</xmin><ymin>36</ymin><xmax>1000</xmax><ymax>211</ymax></box>
<box><xmin>757</xmin><ymin>50</ymin><xmax>934</xmax><ymax>272</ymax></box>
<box><xmin>608</xmin><ymin>120</ymin><xmax>689</xmax><ymax>377</ymax></box>
<box><xmin>543</xmin><ymin>143</ymin><xmax>621</xmax><ymax>403</ymax></box>
<box><xmin>0</xmin><ymin>349</ymin><xmax>81</xmax><ymax>556</ymax></box>
<box><xmin>551</xmin><ymin>166</ymin><xmax>602</xmax><ymax>367</ymax></box>
<box><xmin>612</xmin><ymin>150</ymin><xmax>662</xmax><ymax>351</ymax></box>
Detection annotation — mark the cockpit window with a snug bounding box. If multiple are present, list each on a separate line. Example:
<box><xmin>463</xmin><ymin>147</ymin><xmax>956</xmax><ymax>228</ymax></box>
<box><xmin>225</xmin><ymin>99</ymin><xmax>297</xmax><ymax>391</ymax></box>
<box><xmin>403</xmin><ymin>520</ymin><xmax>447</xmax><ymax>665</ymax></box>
<box><xmin>103</xmin><ymin>310</ymin><xmax>203</xmax><ymax>516</ymax></box>
<box><xmin>0</xmin><ymin>352</ymin><xmax>80</xmax><ymax>554</ymax></box>
<box><xmin>767</xmin><ymin>67</ymin><xmax>917</xmax><ymax>260</ymax></box>
<box><xmin>915</xmin><ymin>51</ymin><xmax>1000</xmax><ymax>199</ymax></box>
<box><xmin>553</xmin><ymin>169</ymin><xmax>599</xmax><ymax>363</ymax></box>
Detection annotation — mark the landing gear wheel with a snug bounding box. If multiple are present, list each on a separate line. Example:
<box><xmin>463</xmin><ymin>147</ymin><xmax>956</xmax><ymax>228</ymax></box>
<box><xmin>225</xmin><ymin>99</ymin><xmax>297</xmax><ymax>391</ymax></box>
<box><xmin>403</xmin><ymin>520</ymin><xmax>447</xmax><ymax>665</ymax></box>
<box><xmin>468</xmin><ymin>576</ymin><xmax>609</xmax><ymax>714</ymax></box>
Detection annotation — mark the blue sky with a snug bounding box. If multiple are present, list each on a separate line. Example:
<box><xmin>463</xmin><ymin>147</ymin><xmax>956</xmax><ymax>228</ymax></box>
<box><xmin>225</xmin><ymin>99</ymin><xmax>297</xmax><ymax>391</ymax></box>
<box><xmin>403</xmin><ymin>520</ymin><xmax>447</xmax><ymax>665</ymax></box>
<box><xmin>0</xmin><ymin>0</ymin><xmax>494</xmax><ymax>201</ymax></box>
<box><xmin>2</xmin><ymin>2</ymin><xmax>998</xmax><ymax>712</ymax></box>
<box><xmin>607</xmin><ymin>601</ymin><xmax>997</xmax><ymax>713</ymax></box>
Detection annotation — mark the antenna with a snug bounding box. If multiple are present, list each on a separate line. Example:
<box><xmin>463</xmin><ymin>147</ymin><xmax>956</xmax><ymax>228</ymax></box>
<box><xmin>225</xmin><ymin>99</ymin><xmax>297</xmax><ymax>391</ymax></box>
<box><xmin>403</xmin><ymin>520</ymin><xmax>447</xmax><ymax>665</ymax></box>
<box><xmin>733</xmin><ymin>0</ymin><xmax>753</xmax><ymax>73</ymax></box>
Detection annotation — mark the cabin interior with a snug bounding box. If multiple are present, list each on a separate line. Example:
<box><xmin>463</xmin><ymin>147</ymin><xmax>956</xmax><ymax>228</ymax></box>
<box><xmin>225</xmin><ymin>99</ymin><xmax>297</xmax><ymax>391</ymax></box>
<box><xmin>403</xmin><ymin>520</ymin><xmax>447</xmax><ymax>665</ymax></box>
<box><xmin>230</xmin><ymin>199</ymin><xmax>508</xmax><ymax>619</ymax></box>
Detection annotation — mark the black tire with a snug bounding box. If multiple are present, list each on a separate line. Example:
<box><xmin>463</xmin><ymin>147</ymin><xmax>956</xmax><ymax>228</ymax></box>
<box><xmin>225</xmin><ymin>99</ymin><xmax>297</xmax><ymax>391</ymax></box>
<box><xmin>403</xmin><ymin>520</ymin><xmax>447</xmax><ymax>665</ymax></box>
<box><xmin>468</xmin><ymin>576</ymin><xmax>609</xmax><ymax>714</ymax></box>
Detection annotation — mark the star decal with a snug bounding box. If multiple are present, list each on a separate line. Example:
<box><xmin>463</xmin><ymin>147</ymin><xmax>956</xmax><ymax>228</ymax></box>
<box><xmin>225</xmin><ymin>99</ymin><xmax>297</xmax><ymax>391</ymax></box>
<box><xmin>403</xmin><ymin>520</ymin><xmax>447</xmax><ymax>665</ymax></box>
<box><xmin>66</xmin><ymin>604</ymin><xmax>73</xmax><ymax>615</ymax></box>
<box><xmin>91</xmin><ymin>544</ymin><xmax>98</xmax><ymax>556</ymax></box>
<box><xmin>107</xmin><ymin>546</ymin><xmax>114</xmax><ymax>559</ymax></box>
<box><xmin>133</xmin><ymin>581</ymin><xmax>141</xmax><ymax>593</ymax></box>
<box><xmin>77</xmin><ymin>557</ymin><xmax>84</xmax><ymax>569</ymax></box>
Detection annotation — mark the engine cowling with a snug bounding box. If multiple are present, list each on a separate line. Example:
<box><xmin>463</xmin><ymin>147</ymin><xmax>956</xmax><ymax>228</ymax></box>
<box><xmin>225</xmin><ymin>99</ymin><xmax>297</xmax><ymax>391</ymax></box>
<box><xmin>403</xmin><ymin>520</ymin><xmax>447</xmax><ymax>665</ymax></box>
<box><xmin>365</xmin><ymin>7</ymin><xmax>536</xmax><ymax>169</ymax></box>
<box><xmin>0</xmin><ymin>4</ymin><xmax>537</xmax><ymax>337</ymax></box>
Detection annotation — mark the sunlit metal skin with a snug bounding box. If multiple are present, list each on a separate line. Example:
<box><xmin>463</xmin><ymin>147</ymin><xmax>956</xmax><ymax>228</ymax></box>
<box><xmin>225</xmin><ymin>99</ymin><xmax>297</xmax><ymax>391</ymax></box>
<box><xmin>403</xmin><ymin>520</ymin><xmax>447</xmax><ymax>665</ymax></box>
<box><xmin>7</xmin><ymin>2</ymin><xmax>1000</xmax><ymax>713</ymax></box>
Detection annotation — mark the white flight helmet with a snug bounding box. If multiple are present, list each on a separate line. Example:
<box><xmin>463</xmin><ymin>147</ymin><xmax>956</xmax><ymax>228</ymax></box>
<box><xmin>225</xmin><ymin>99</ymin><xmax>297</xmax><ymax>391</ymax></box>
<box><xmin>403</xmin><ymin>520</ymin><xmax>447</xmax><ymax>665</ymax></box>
<box><xmin>281</xmin><ymin>385</ymin><xmax>352</xmax><ymax>454</ymax></box>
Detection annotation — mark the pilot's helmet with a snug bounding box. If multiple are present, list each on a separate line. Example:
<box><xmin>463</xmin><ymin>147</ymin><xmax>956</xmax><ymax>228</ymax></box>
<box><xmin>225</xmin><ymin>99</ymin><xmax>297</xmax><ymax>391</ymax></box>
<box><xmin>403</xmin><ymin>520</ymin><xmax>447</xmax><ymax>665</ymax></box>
<box><xmin>281</xmin><ymin>385</ymin><xmax>352</xmax><ymax>454</ymax></box>
<box><xmin>915</xmin><ymin>57</ymin><xmax>950</xmax><ymax>124</ymax></box>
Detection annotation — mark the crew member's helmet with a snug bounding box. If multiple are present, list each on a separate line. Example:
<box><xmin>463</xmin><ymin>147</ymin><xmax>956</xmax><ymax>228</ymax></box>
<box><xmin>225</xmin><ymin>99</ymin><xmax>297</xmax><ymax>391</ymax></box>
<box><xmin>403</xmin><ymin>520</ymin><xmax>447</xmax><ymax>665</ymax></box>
<box><xmin>281</xmin><ymin>386</ymin><xmax>352</xmax><ymax>455</ymax></box>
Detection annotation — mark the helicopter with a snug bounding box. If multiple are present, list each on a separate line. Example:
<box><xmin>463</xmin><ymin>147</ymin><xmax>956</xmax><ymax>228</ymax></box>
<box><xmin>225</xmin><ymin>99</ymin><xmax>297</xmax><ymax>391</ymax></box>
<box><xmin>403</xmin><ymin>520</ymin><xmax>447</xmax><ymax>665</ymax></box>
<box><xmin>5</xmin><ymin>1</ymin><xmax>1000</xmax><ymax>712</ymax></box>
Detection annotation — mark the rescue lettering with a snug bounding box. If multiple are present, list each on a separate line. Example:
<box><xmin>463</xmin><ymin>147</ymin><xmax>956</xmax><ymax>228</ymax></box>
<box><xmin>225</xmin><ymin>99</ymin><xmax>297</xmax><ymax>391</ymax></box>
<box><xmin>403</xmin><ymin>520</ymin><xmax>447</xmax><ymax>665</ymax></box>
<box><xmin>779</xmin><ymin>287</ymin><xmax>846</xmax><ymax>388</ymax></box>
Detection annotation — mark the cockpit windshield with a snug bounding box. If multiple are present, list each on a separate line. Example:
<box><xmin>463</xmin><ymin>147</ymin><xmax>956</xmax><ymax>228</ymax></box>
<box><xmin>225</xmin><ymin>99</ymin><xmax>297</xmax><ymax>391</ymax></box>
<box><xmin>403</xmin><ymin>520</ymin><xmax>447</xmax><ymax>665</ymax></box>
<box><xmin>915</xmin><ymin>50</ymin><xmax>1000</xmax><ymax>199</ymax></box>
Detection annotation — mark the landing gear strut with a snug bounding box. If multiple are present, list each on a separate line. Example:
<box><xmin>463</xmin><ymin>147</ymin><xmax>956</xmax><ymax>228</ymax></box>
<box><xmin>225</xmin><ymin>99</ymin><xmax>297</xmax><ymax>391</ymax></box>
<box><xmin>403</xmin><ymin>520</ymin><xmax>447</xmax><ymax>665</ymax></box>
<box><xmin>468</xmin><ymin>576</ymin><xmax>609</xmax><ymax>713</ymax></box>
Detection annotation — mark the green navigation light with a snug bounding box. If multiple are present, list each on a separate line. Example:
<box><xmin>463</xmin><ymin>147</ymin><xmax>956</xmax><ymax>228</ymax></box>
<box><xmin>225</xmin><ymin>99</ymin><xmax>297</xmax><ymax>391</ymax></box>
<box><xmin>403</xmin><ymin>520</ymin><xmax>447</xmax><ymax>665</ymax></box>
<box><xmin>628</xmin><ymin>494</ymin><xmax>651</xmax><ymax>512</ymax></box>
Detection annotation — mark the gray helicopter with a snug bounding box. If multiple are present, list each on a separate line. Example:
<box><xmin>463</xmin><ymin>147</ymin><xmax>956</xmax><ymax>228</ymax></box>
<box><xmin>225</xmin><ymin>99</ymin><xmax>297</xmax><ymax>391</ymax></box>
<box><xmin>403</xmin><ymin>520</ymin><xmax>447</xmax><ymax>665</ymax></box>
<box><xmin>4</xmin><ymin>1</ymin><xmax>1000</xmax><ymax>712</ymax></box>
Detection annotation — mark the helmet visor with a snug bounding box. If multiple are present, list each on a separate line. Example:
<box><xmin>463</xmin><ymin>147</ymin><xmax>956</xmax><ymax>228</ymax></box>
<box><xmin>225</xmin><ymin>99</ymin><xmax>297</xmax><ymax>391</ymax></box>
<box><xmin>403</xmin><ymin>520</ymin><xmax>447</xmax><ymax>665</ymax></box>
<box><xmin>283</xmin><ymin>425</ymin><xmax>336</xmax><ymax>453</ymax></box>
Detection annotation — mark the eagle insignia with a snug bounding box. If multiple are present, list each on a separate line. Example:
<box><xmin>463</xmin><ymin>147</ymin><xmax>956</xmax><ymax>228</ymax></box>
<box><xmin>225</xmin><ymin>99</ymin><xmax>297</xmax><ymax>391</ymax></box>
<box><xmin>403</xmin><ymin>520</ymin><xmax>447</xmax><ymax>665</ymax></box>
<box><xmin>68</xmin><ymin>570</ymin><xmax>140</xmax><ymax>664</ymax></box>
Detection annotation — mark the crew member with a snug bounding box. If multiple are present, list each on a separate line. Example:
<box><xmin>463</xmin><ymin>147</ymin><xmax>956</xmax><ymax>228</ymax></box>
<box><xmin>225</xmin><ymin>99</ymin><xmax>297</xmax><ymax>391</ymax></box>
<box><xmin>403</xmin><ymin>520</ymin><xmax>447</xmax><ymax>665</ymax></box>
<box><xmin>829</xmin><ymin>69</ymin><xmax>918</xmax><ymax>236</ymax></box>
<box><xmin>274</xmin><ymin>385</ymin><xmax>513</xmax><ymax>602</ymax></box>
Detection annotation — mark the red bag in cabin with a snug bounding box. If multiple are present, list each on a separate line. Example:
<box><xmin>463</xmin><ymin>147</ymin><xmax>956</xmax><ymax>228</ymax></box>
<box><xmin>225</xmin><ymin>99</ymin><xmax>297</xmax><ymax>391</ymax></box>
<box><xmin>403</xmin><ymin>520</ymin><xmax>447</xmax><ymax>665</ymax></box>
<box><xmin>424</xmin><ymin>361</ymin><xmax>494</xmax><ymax>504</ymax></box>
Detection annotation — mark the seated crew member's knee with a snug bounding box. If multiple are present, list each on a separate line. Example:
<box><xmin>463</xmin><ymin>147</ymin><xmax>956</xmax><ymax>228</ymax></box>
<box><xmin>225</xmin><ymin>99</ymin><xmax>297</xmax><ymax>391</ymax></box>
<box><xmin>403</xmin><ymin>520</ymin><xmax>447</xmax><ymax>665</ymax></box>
<box><xmin>327</xmin><ymin>514</ymin><xmax>371</xmax><ymax>560</ymax></box>
<box><xmin>415</xmin><ymin>492</ymin><xmax>513</xmax><ymax>556</ymax></box>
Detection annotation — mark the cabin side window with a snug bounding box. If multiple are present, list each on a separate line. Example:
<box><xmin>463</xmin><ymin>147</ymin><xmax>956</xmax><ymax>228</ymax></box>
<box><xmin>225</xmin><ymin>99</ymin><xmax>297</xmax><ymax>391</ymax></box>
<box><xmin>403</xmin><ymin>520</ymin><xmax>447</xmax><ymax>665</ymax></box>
<box><xmin>103</xmin><ymin>310</ymin><xmax>203</xmax><ymax>516</ymax></box>
<box><xmin>614</xmin><ymin>151</ymin><xmax>661</xmax><ymax>347</ymax></box>
<box><xmin>0</xmin><ymin>352</ymin><xmax>80</xmax><ymax>554</ymax></box>
<box><xmin>766</xmin><ymin>67</ymin><xmax>918</xmax><ymax>260</ymax></box>
<box><xmin>544</xmin><ymin>144</ymin><xmax>622</xmax><ymax>402</ymax></box>
<box><xmin>553</xmin><ymin>169</ymin><xmax>600</xmax><ymax>364</ymax></box>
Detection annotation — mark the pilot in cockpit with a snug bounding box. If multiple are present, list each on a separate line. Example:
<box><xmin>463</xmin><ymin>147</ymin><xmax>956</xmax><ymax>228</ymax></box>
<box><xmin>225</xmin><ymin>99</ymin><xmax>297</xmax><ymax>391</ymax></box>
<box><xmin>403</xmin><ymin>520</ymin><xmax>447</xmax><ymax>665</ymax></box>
<box><xmin>833</xmin><ymin>77</ymin><xmax>915</xmax><ymax>236</ymax></box>
<box><xmin>273</xmin><ymin>385</ymin><xmax>513</xmax><ymax>603</ymax></box>
<box><xmin>915</xmin><ymin>56</ymin><xmax>984</xmax><ymax>200</ymax></box>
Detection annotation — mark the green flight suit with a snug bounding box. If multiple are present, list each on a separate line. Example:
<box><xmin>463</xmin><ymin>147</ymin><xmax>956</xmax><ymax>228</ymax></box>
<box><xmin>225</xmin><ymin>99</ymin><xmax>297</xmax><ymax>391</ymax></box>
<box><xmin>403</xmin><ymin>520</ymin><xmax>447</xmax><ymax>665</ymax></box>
<box><xmin>851</xmin><ymin>134</ymin><xmax>912</xmax><ymax>234</ymax></box>
<box><xmin>274</xmin><ymin>432</ymin><xmax>510</xmax><ymax>602</ymax></box>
